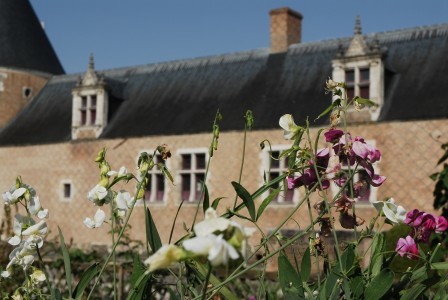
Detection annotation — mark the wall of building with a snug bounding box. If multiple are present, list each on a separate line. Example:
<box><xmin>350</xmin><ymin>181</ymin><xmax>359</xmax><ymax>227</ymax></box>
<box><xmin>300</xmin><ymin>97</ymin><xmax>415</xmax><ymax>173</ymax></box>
<box><xmin>0</xmin><ymin>119</ymin><xmax>446</xmax><ymax>251</ymax></box>
<box><xmin>0</xmin><ymin>68</ymin><xmax>49</xmax><ymax>128</ymax></box>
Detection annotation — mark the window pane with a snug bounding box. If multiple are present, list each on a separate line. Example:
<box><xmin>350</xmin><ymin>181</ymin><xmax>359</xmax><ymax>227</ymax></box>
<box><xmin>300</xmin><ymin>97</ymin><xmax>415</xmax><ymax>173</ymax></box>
<box><xmin>270</xmin><ymin>151</ymin><xmax>280</xmax><ymax>169</ymax></box>
<box><xmin>360</xmin><ymin>86</ymin><xmax>369</xmax><ymax>99</ymax></box>
<box><xmin>182</xmin><ymin>154</ymin><xmax>191</xmax><ymax>170</ymax></box>
<box><xmin>90</xmin><ymin>109</ymin><xmax>96</xmax><ymax>125</ymax></box>
<box><xmin>345</xmin><ymin>70</ymin><xmax>355</xmax><ymax>83</ymax></box>
<box><xmin>196</xmin><ymin>153</ymin><xmax>206</xmax><ymax>169</ymax></box>
<box><xmin>284</xmin><ymin>188</ymin><xmax>294</xmax><ymax>202</ymax></box>
<box><xmin>195</xmin><ymin>173</ymin><xmax>205</xmax><ymax>201</ymax></box>
<box><xmin>63</xmin><ymin>183</ymin><xmax>71</xmax><ymax>198</ymax></box>
<box><xmin>91</xmin><ymin>95</ymin><xmax>97</xmax><ymax>107</ymax></box>
<box><xmin>360</xmin><ymin>68</ymin><xmax>370</xmax><ymax>81</ymax></box>
<box><xmin>81</xmin><ymin>110</ymin><xmax>87</xmax><ymax>125</ymax></box>
<box><xmin>81</xmin><ymin>96</ymin><xmax>87</xmax><ymax>108</ymax></box>
<box><xmin>270</xmin><ymin>172</ymin><xmax>280</xmax><ymax>189</ymax></box>
<box><xmin>156</xmin><ymin>174</ymin><xmax>164</xmax><ymax>201</ymax></box>
<box><xmin>181</xmin><ymin>174</ymin><xmax>191</xmax><ymax>201</ymax></box>
<box><xmin>145</xmin><ymin>184</ymin><xmax>151</xmax><ymax>201</ymax></box>
<box><xmin>347</xmin><ymin>87</ymin><xmax>355</xmax><ymax>100</ymax></box>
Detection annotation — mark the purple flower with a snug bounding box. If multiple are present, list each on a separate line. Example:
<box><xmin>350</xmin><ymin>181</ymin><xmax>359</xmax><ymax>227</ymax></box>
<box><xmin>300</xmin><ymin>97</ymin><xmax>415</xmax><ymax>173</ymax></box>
<box><xmin>405</xmin><ymin>209</ymin><xmax>421</xmax><ymax>225</ymax></box>
<box><xmin>396</xmin><ymin>236</ymin><xmax>419</xmax><ymax>259</ymax></box>
<box><xmin>324</xmin><ymin>129</ymin><xmax>344</xmax><ymax>143</ymax></box>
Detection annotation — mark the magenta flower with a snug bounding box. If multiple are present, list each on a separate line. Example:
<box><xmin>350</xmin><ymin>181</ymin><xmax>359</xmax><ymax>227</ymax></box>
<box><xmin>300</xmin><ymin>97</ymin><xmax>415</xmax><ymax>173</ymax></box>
<box><xmin>324</xmin><ymin>129</ymin><xmax>344</xmax><ymax>143</ymax></box>
<box><xmin>396</xmin><ymin>236</ymin><xmax>419</xmax><ymax>259</ymax></box>
<box><xmin>436</xmin><ymin>216</ymin><xmax>448</xmax><ymax>233</ymax></box>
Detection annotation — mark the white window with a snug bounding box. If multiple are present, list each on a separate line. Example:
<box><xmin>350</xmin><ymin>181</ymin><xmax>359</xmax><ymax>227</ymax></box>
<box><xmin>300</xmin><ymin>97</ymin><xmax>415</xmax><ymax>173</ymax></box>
<box><xmin>144</xmin><ymin>154</ymin><xmax>166</xmax><ymax>203</ymax></box>
<box><xmin>260</xmin><ymin>146</ymin><xmax>299</xmax><ymax>204</ymax></box>
<box><xmin>79</xmin><ymin>94</ymin><xmax>97</xmax><ymax>126</ymax></box>
<box><xmin>178</xmin><ymin>149</ymin><xmax>207</xmax><ymax>202</ymax></box>
<box><xmin>345</xmin><ymin>67</ymin><xmax>370</xmax><ymax>100</ymax></box>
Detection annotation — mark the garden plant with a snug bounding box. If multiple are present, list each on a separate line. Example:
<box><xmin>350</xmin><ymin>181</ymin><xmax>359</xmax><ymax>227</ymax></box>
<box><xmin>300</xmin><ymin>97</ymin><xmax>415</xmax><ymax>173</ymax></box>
<box><xmin>0</xmin><ymin>79</ymin><xmax>447</xmax><ymax>299</ymax></box>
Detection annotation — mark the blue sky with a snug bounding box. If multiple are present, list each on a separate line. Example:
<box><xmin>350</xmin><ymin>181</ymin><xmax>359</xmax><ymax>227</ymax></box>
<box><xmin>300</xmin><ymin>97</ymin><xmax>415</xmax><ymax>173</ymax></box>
<box><xmin>30</xmin><ymin>1</ymin><xmax>448</xmax><ymax>74</ymax></box>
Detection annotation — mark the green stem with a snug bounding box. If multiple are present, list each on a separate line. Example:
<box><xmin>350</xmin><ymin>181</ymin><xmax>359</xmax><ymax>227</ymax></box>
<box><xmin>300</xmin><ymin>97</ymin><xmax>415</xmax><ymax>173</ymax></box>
<box><xmin>306</xmin><ymin>196</ymin><xmax>321</xmax><ymax>288</ymax></box>
<box><xmin>201</xmin><ymin>263</ymin><xmax>213</xmax><ymax>300</ymax></box>
<box><xmin>233</xmin><ymin>124</ymin><xmax>248</xmax><ymax>210</ymax></box>
<box><xmin>110</xmin><ymin>201</ymin><xmax>117</xmax><ymax>300</ymax></box>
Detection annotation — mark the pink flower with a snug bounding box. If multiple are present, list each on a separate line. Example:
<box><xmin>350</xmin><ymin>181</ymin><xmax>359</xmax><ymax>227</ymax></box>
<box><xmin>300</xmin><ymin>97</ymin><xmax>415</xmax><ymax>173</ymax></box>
<box><xmin>436</xmin><ymin>216</ymin><xmax>448</xmax><ymax>233</ymax></box>
<box><xmin>324</xmin><ymin>129</ymin><xmax>344</xmax><ymax>143</ymax></box>
<box><xmin>396</xmin><ymin>236</ymin><xmax>419</xmax><ymax>259</ymax></box>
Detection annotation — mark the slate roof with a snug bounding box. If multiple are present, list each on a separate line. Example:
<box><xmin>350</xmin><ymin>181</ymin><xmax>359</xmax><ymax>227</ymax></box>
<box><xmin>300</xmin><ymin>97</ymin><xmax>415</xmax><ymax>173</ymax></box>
<box><xmin>0</xmin><ymin>24</ymin><xmax>447</xmax><ymax>146</ymax></box>
<box><xmin>0</xmin><ymin>0</ymin><xmax>64</xmax><ymax>74</ymax></box>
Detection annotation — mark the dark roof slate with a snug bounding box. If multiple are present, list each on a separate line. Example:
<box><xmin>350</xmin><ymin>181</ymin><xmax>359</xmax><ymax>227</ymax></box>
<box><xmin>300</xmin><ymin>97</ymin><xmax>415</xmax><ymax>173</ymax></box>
<box><xmin>0</xmin><ymin>0</ymin><xmax>64</xmax><ymax>74</ymax></box>
<box><xmin>0</xmin><ymin>24</ymin><xmax>447</xmax><ymax>146</ymax></box>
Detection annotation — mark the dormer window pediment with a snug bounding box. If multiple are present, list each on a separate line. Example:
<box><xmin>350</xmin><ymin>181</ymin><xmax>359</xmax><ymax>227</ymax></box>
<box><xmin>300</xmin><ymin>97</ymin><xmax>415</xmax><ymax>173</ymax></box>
<box><xmin>71</xmin><ymin>54</ymin><xmax>108</xmax><ymax>140</ymax></box>
<box><xmin>331</xmin><ymin>16</ymin><xmax>386</xmax><ymax>122</ymax></box>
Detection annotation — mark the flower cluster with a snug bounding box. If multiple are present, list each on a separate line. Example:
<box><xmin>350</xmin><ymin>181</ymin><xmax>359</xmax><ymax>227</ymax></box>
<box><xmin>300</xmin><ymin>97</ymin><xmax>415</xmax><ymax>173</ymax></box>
<box><xmin>395</xmin><ymin>210</ymin><xmax>448</xmax><ymax>259</ymax></box>
<box><xmin>1</xmin><ymin>178</ymin><xmax>48</xmax><ymax>280</ymax></box>
<box><xmin>144</xmin><ymin>208</ymin><xmax>252</xmax><ymax>272</ymax></box>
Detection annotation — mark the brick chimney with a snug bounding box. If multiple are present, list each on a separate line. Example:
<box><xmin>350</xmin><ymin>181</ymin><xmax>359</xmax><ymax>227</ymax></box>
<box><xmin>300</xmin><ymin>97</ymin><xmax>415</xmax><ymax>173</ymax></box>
<box><xmin>269</xmin><ymin>7</ymin><xmax>303</xmax><ymax>53</ymax></box>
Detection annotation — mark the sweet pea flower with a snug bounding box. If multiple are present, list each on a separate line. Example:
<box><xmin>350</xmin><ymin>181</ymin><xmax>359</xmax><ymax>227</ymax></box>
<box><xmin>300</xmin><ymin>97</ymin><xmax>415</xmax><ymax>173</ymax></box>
<box><xmin>436</xmin><ymin>216</ymin><xmax>448</xmax><ymax>233</ymax></box>
<box><xmin>183</xmin><ymin>234</ymin><xmax>240</xmax><ymax>267</ymax></box>
<box><xmin>107</xmin><ymin>166</ymin><xmax>128</xmax><ymax>178</ymax></box>
<box><xmin>194</xmin><ymin>207</ymin><xmax>232</xmax><ymax>237</ymax></box>
<box><xmin>87</xmin><ymin>184</ymin><xmax>111</xmax><ymax>206</ymax></box>
<box><xmin>396</xmin><ymin>236</ymin><xmax>419</xmax><ymax>259</ymax></box>
<box><xmin>371</xmin><ymin>198</ymin><xmax>406</xmax><ymax>224</ymax></box>
<box><xmin>83</xmin><ymin>209</ymin><xmax>106</xmax><ymax>229</ymax></box>
<box><xmin>115</xmin><ymin>191</ymin><xmax>135</xmax><ymax>217</ymax></box>
<box><xmin>279</xmin><ymin>114</ymin><xmax>300</xmax><ymax>140</ymax></box>
<box><xmin>3</xmin><ymin>187</ymin><xmax>26</xmax><ymax>205</ymax></box>
<box><xmin>324</xmin><ymin>129</ymin><xmax>344</xmax><ymax>143</ymax></box>
<box><xmin>144</xmin><ymin>244</ymin><xmax>185</xmax><ymax>273</ymax></box>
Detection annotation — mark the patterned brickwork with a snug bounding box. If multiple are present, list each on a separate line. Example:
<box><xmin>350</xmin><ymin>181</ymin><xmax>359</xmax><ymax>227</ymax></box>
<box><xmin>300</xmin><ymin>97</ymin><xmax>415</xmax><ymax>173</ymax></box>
<box><xmin>270</xmin><ymin>8</ymin><xmax>302</xmax><ymax>53</ymax></box>
<box><xmin>0</xmin><ymin>119</ymin><xmax>446</xmax><ymax>251</ymax></box>
<box><xmin>0</xmin><ymin>68</ymin><xmax>48</xmax><ymax>128</ymax></box>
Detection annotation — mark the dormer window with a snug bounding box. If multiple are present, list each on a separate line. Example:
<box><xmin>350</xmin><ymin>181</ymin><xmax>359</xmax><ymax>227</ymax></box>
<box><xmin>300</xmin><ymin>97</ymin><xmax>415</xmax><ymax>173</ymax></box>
<box><xmin>331</xmin><ymin>16</ymin><xmax>386</xmax><ymax>121</ymax></box>
<box><xmin>71</xmin><ymin>54</ymin><xmax>108</xmax><ymax>140</ymax></box>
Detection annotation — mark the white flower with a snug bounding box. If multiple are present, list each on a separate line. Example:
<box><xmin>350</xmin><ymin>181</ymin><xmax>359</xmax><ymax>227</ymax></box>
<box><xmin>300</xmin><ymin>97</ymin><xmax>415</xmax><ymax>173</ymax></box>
<box><xmin>3</xmin><ymin>187</ymin><xmax>26</xmax><ymax>205</ymax></box>
<box><xmin>22</xmin><ymin>220</ymin><xmax>48</xmax><ymax>237</ymax></box>
<box><xmin>28</xmin><ymin>196</ymin><xmax>41</xmax><ymax>216</ymax></box>
<box><xmin>115</xmin><ymin>191</ymin><xmax>135</xmax><ymax>210</ymax></box>
<box><xmin>37</xmin><ymin>208</ymin><xmax>49</xmax><ymax>219</ymax></box>
<box><xmin>83</xmin><ymin>209</ymin><xmax>106</xmax><ymax>229</ymax></box>
<box><xmin>87</xmin><ymin>185</ymin><xmax>111</xmax><ymax>206</ymax></box>
<box><xmin>371</xmin><ymin>198</ymin><xmax>406</xmax><ymax>224</ymax></box>
<box><xmin>279</xmin><ymin>114</ymin><xmax>300</xmax><ymax>140</ymax></box>
<box><xmin>144</xmin><ymin>244</ymin><xmax>185</xmax><ymax>273</ymax></box>
<box><xmin>30</xmin><ymin>269</ymin><xmax>46</xmax><ymax>284</ymax></box>
<box><xmin>193</xmin><ymin>207</ymin><xmax>231</xmax><ymax>237</ymax></box>
<box><xmin>183</xmin><ymin>234</ymin><xmax>239</xmax><ymax>267</ymax></box>
<box><xmin>325</xmin><ymin>78</ymin><xmax>340</xmax><ymax>92</ymax></box>
<box><xmin>107</xmin><ymin>166</ymin><xmax>128</xmax><ymax>178</ymax></box>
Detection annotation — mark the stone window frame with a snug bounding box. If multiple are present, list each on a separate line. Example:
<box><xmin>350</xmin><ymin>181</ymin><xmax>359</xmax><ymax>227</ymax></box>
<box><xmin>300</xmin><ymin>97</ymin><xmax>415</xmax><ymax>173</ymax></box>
<box><xmin>0</xmin><ymin>73</ymin><xmax>7</xmax><ymax>92</ymax></box>
<box><xmin>329</xmin><ymin>139</ymin><xmax>379</xmax><ymax>206</ymax></box>
<box><xmin>259</xmin><ymin>145</ymin><xmax>300</xmax><ymax>205</ymax></box>
<box><xmin>177</xmin><ymin>148</ymin><xmax>208</xmax><ymax>203</ymax></box>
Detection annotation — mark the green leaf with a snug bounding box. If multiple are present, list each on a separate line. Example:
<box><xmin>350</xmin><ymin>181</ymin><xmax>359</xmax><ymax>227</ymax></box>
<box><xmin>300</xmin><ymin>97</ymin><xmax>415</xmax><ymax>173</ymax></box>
<box><xmin>130</xmin><ymin>255</ymin><xmax>146</xmax><ymax>289</ymax></box>
<box><xmin>145</xmin><ymin>208</ymin><xmax>162</xmax><ymax>252</ymax></box>
<box><xmin>203</xmin><ymin>183</ymin><xmax>210</xmax><ymax>213</ymax></box>
<box><xmin>73</xmin><ymin>263</ymin><xmax>99</xmax><ymax>300</ymax></box>
<box><xmin>430</xmin><ymin>172</ymin><xmax>439</xmax><ymax>181</ymax></box>
<box><xmin>365</xmin><ymin>268</ymin><xmax>394</xmax><ymax>300</ymax></box>
<box><xmin>354</xmin><ymin>96</ymin><xmax>378</xmax><ymax>107</ymax></box>
<box><xmin>159</xmin><ymin>163</ymin><xmax>174</xmax><ymax>183</ymax></box>
<box><xmin>300</xmin><ymin>247</ymin><xmax>311</xmax><ymax>282</ymax></box>
<box><xmin>369</xmin><ymin>233</ymin><xmax>384</xmax><ymax>277</ymax></box>
<box><xmin>431</xmin><ymin>261</ymin><xmax>448</xmax><ymax>270</ymax></box>
<box><xmin>58</xmin><ymin>226</ymin><xmax>72</xmax><ymax>296</ymax></box>
<box><xmin>437</xmin><ymin>151</ymin><xmax>448</xmax><ymax>165</ymax></box>
<box><xmin>350</xmin><ymin>276</ymin><xmax>364</xmax><ymax>299</ymax></box>
<box><xmin>400</xmin><ymin>283</ymin><xmax>427</xmax><ymax>300</ymax></box>
<box><xmin>211</xmin><ymin>197</ymin><xmax>225</xmax><ymax>209</ymax></box>
<box><xmin>278</xmin><ymin>254</ymin><xmax>305</xmax><ymax>299</ymax></box>
<box><xmin>340</xmin><ymin>245</ymin><xmax>355</xmax><ymax>275</ymax></box>
<box><xmin>256</xmin><ymin>188</ymin><xmax>280</xmax><ymax>221</ymax></box>
<box><xmin>315</xmin><ymin>99</ymin><xmax>340</xmax><ymax>121</ymax></box>
<box><xmin>231</xmin><ymin>181</ymin><xmax>256</xmax><ymax>221</ymax></box>
<box><xmin>127</xmin><ymin>273</ymin><xmax>151</xmax><ymax>300</ymax></box>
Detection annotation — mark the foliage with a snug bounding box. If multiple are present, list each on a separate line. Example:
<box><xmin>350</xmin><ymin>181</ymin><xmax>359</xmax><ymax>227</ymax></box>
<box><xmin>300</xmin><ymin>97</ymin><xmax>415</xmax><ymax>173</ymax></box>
<box><xmin>0</xmin><ymin>79</ymin><xmax>447</xmax><ymax>299</ymax></box>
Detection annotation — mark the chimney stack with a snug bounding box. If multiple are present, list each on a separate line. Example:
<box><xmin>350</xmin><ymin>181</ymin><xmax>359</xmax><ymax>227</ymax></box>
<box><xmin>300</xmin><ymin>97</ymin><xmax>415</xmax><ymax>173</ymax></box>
<box><xmin>269</xmin><ymin>7</ymin><xmax>303</xmax><ymax>53</ymax></box>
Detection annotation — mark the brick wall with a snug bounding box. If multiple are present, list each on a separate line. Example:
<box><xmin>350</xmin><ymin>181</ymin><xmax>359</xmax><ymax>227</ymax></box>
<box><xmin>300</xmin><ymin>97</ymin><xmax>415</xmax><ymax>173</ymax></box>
<box><xmin>0</xmin><ymin>119</ymin><xmax>446</xmax><ymax>251</ymax></box>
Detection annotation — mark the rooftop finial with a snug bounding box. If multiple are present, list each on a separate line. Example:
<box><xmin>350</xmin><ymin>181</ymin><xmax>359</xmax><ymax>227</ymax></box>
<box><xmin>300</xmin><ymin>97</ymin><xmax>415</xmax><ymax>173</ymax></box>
<box><xmin>88</xmin><ymin>53</ymin><xmax>95</xmax><ymax>70</ymax></box>
<box><xmin>354</xmin><ymin>15</ymin><xmax>362</xmax><ymax>35</ymax></box>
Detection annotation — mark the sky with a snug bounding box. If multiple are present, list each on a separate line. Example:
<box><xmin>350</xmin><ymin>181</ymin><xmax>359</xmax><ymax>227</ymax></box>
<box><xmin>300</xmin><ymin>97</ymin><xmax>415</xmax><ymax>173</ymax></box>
<box><xmin>30</xmin><ymin>0</ymin><xmax>448</xmax><ymax>74</ymax></box>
